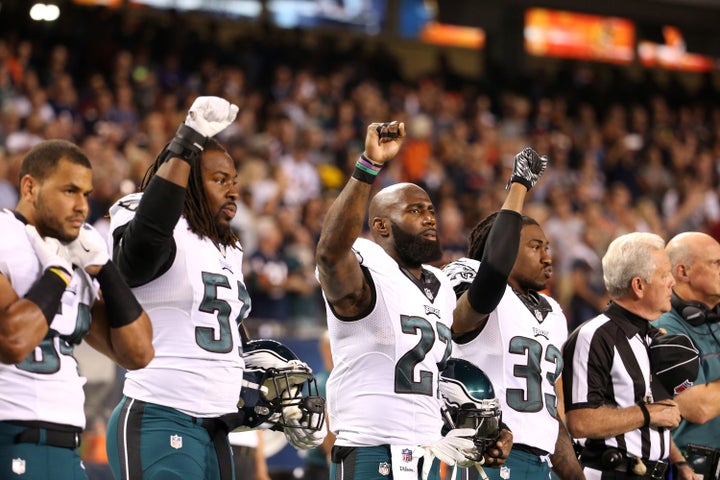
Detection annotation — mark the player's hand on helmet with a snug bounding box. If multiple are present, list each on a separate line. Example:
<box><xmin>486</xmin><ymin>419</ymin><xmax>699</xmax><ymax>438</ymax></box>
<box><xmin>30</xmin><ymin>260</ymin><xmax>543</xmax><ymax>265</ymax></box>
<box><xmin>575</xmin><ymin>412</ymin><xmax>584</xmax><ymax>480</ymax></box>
<box><xmin>424</xmin><ymin>428</ymin><xmax>480</xmax><ymax>467</ymax></box>
<box><xmin>363</xmin><ymin>121</ymin><xmax>405</xmax><ymax>166</ymax></box>
<box><xmin>25</xmin><ymin>225</ymin><xmax>73</xmax><ymax>276</ymax></box>
<box><xmin>483</xmin><ymin>427</ymin><xmax>513</xmax><ymax>468</ymax></box>
<box><xmin>184</xmin><ymin>96</ymin><xmax>239</xmax><ymax>138</ymax></box>
<box><xmin>67</xmin><ymin>223</ymin><xmax>110</xmax><ymax>275</ymax></box>
<box><xmin>283</xmin><ymin>414</ymin><xmax>327</xmax><ymax>450</ymax></box>
<box><xmin>508</xmin><ymin>147</ymin><xmax>548</xmax><ymax>190</ymax></box>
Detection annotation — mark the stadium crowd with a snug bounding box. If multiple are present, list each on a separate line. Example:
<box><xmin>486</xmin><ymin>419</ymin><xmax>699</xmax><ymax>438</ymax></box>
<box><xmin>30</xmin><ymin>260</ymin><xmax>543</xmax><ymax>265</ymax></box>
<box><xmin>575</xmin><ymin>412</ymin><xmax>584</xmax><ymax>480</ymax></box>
<box><xmin>2</xmin><ymin>15</ymin><xmax>719</xmax><ymax>336</ymax></box>
<box><xmin>2</xmin><ymin>5</ymin><xmax>720</xmax><ymax>480</ymax></box>
<box><xmin>0</xmin><ymin>9</ymin><xmax>720</xmax><ymax>332</ymax></box>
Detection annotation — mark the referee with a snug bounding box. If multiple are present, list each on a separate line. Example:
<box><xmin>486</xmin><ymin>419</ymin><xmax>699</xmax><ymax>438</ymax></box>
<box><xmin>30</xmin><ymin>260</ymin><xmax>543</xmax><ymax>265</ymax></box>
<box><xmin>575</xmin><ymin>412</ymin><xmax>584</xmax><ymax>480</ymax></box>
<box><xmin>561</xmin><ymin>233</ymin><xmax>685</xmax><ymax>480</ymax></box>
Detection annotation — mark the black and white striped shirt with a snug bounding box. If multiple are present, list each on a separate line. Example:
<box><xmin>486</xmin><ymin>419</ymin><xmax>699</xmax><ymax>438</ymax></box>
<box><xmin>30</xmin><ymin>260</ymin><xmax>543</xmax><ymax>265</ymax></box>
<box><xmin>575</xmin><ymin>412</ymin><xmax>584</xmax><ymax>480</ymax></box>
<box><xmin>562</xmin><ymin>302</ymin><xmax>670</xmax><ymax>461</ymax></box>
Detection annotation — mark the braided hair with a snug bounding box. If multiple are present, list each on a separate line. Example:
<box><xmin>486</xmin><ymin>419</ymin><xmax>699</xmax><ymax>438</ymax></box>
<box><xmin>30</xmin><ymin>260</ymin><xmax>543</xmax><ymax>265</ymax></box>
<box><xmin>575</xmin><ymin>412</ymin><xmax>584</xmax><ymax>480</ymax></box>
<box><xmin>467</xmin><ymin>211</ymin><xmax>538</xmax><ymax>261</ymax></box>
<box><xmin>140</xmin><ymin>137</ymin><xmax>239</xmax><ymax>248</ymax></box>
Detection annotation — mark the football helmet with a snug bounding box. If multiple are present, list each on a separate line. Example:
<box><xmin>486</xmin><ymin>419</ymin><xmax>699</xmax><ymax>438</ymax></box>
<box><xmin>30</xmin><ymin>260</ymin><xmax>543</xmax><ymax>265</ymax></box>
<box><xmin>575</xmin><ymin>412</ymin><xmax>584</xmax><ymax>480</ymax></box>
<box><xmin>439</xmin><ymin>358</ymin><xmax>502</xmax><ymax>453</ymax></box>
<box><xmin>237</xmin><ymin>339</ymin><xmax>325</xmax><ymax>432</ymax></box>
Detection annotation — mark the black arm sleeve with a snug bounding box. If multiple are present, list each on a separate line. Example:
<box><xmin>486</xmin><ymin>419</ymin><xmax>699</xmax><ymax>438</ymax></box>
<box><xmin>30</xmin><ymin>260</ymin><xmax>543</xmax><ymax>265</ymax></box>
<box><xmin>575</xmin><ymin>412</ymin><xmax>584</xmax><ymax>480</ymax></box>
<box><xmin>113</xmin><ymin>176</ymin><xmax>186</xmax><ymax>287</ymax></box>
<box><xmin>466</xmin><ymin>209</ymin><xmax>522</xmax><ymax>314</ymax></box>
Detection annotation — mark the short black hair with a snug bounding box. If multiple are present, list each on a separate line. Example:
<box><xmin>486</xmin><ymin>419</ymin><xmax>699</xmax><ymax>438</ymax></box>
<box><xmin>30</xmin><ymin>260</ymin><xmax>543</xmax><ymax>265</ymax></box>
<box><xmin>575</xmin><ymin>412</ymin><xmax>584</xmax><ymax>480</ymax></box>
<box><xmin>18</xmin><ymin>139</ymin><xmax>91</xmax><ymax>182</ymax></box>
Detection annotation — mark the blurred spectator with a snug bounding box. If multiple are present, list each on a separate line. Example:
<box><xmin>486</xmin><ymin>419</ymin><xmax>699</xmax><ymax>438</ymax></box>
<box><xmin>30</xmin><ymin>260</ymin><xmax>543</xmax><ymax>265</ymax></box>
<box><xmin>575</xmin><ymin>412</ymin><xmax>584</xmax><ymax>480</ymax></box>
<box><xmin>246</xmin><ymin>216</ymin><xmax>293</xmax><ymax>322</ymax></box>
<box><xmin>0</xmin><ymin>147</ymin><xmax>17</xmax><ymax>208</ymax></box>
<box><xmin>564</xmin><ymin>221</ymin><xmax>611</xmax><ymax>331</ymax></box>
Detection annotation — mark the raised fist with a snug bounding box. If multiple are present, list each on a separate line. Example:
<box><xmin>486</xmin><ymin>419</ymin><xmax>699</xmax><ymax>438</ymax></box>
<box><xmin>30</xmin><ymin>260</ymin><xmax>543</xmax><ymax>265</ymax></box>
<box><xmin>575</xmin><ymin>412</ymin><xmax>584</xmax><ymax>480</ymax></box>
<box><xmin>25</xmin><ymin>225</ymin><xmax>73</xmax><ymax>275</ymax></box>
<box><xmin>363</xmin><ymin>121</ymin><xmax>406</xmax><ymax>166</ymax></box>
<box><xmin>509</xmin><ymin>147</ymin><xmax>548</xmax><ymax>190</ymax></box>
<box><xmin>184</xmin><ymin>96</ymin><xmax>239</xmax><ymax>138</ymax></box>
<box><xmin>67</xmin><ymin>223</ymin><xmax>110</xmax><ymax>273</ymax></box>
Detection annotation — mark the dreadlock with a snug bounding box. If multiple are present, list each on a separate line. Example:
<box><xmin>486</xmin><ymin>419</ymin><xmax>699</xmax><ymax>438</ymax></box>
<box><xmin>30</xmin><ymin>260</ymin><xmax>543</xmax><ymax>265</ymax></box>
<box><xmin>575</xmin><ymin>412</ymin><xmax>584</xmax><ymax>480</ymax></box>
<box><xmin>140</xmin><ymin>137</ymin><xmax>239</xmax><ymax>248</ymax></box>
<box><xmin>467</xmin><ymin>211</ymin><xmax>538</xmax><ymax>261</ymax></box>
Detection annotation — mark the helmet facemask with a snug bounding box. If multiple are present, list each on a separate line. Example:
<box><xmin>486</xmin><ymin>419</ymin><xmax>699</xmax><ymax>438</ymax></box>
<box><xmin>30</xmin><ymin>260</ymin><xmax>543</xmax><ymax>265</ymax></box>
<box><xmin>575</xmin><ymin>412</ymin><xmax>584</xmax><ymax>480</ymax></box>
<box><xmin>444</xmin><ymin>400</ymin><xmax>502</xmax><ymax>452</ymax></box>
<box><xmin>263</xmin><ymin>361</ymin><xmax>325</xmax><ymax>431</ymax></box>
<box><xmin>439</xmin><ymin>359</ymin><xmax>502</xmax><ymax>455</ymax></box>
<box><xmin>238</xmin><ymin>341</ymin><xmax>325</xmax><ymax>432</ymax></box>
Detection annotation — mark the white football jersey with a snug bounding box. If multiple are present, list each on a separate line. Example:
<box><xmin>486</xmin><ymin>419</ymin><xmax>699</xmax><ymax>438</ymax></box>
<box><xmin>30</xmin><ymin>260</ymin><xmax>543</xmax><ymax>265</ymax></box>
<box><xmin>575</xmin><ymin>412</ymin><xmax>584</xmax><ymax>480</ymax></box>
<box><xmin>447</xmin><ymin>257</ymin><xmax>567</xmax><ymax>454</ymax></box>
<box><xmin>0</xmin><ymin>209</ymin><xmax>98</xmax><ymax>428</ymax></box>
<box><xmin>110</xmin><ymin>194</ymin><xmax>249</xmax><ymax>418</ymax></box>
<box><xmin>325</xmin><ymin>238</ymin><xmax>455</xmax><ymax>446</ymax></box>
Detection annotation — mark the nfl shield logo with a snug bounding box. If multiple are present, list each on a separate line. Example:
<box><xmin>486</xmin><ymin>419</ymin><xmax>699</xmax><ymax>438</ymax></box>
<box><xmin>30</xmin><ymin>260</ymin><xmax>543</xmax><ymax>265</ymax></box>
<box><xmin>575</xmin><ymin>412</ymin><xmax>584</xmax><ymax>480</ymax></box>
<box><xmin>401</xmin><ymin>448</ymin><xmax>413</xmax><ymax>462</ymax></box>
<box><xmin>500</xmin><ymin>465</ymin><xmax>511</xmax><ymax>479</ymax></box>
<box><xmin>170</xmin><ymin>434</ymin><xmax>183</xmax><ymax>449</ymax></box>
<box><xmin>378</xmin><ymin>462</ymin><xmax>391</xmax><ymax>476</ymax></box>
<box><xmin>12</xmin><ymin>458</ymin><xmax>26</xmax><ymax>475</ymax></box>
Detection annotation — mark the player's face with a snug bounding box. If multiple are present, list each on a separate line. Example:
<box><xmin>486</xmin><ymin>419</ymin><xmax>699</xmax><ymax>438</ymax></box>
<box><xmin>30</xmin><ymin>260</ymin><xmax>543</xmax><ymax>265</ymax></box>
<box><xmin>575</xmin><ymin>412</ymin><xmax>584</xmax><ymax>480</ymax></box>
<box><xmin>390</xmin><ymin>189</ymin><xmax>442</xmax><ymax>266</ymax></box>
<box><xmin>32</xmin><ymin>158</ymin><xmax>92</xmax><ymax>242</ymax></box>
<box><xmin>509</xmin><ymin>224</ymin><xmax>552</xmax><ymax>293</ymax></box>
<box><xmin>201</xmin><ymin>150</ymin><xmax>238</xmax><ymax>234</ymax></box>
<box><xmin>644</xmin><ymin>249</ymin><xmax>675</xmax><ymax>317</ymax></box>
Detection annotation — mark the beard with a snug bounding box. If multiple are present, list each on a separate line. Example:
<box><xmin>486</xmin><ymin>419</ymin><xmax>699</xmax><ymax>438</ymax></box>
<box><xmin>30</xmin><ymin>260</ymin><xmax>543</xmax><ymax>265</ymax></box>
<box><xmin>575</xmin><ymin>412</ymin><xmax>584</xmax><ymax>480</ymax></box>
<box><xmin>34</xmin><ymin>194</ymin><xmax>79</xmax><ymax>243</ymax></box>
<box><xmin>391</xmin><ymin>223</ymin><xmax>442</xmax><ymax>267</ymax></box>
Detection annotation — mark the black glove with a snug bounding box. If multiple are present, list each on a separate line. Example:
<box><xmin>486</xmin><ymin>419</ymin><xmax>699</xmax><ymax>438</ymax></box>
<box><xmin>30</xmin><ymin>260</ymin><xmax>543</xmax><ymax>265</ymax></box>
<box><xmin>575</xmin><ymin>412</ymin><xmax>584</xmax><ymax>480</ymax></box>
<box><xmin>508</xmin><ymin>147</ymin><xmax>548</xmax><ymax>190</ymax></box>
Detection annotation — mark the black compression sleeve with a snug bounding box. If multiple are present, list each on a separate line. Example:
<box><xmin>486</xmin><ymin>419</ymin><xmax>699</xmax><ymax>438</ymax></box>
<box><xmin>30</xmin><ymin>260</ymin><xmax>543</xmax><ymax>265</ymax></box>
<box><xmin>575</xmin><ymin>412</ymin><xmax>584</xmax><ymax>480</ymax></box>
<box><xmin>466</xmin><ymin>210</ymin><xmax>522</xmax><ymax>314</ymax></box>
<box><xmin>114</xmin><ymin>176</ymin><xmax>185</xmax><ymax>287</ymax></box>
<box><xmin>96</xmin><ymin>262</ymin><xmax>144</xmax><ymax>328</ymax></box>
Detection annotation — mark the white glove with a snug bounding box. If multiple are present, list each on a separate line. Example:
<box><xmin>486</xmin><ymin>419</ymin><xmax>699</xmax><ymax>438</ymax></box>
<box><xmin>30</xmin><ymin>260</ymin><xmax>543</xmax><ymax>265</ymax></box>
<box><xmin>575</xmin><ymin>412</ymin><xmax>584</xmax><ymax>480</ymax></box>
<box><xmin>184</xmin><ymin>96</ymin><xmax>239</xmax><ymax>137</ymax></box>
<box><xmin>283</xmin><ymin>415</ymin><xmax>326</xmax><ymax>450</ymax></box>
<box><xmin>424</xmin><ymin>428</ymin><xmax>479</xmax><ymax>466</ymax></box>
<box><xmin>25</xmin><ymin>225</ymin><xmax>73</xmax><ymax>274</ymax></box>
<box><xmin>67</xmin><ymin>223</ymin><xmax>110</xmax><ymax>271</ymax></box>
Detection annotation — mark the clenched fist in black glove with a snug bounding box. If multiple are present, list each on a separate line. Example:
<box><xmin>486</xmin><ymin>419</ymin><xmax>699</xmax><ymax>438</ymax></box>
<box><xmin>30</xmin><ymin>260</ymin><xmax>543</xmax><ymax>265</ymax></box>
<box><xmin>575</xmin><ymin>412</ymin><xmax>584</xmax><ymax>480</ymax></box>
<box><xmin>508</xmin><ymin>147</ymin><xmax>548</xmax><ymax>190</ymax></box>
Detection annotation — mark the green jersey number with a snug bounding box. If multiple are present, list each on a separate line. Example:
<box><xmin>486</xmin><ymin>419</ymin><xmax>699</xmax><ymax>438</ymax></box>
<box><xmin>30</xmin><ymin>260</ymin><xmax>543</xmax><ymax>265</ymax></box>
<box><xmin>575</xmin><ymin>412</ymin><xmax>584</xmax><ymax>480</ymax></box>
<box><xmin>507</xmin><ymin>336</ymin><xmax>563</xmax><ymax>417</ymax></box>
<box><xmin>395</xmin><ymin>315</ymin><xmax>452</xmax><ymax>396</ymax></box>
<box><xmin>198</xmin><ymin>272</ymin><xmax>250</xmax><ymax>354</ymax></box>
<box><xmin>16</xmin><ymin>303</ymin><xmax>91</xmax><ymax>374</ymax></box>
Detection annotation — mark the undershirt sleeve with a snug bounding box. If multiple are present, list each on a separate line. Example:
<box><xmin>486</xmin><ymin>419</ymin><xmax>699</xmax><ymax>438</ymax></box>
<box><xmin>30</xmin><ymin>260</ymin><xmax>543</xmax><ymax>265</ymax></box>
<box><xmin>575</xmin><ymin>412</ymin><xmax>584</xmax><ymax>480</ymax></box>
<box><xmin>113</xmin><ymin>176</ymin><xmax>186</xmax><ymax>287</ymax></box>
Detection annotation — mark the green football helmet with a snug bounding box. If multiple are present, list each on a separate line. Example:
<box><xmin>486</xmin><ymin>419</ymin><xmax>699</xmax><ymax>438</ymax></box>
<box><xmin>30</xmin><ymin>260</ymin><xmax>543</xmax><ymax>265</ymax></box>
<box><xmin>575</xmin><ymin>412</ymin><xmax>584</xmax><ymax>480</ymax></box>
<box><xmin>439</xmin><ymin>358</ymin><xmax>502</xmax><ymax>452</ymax></box>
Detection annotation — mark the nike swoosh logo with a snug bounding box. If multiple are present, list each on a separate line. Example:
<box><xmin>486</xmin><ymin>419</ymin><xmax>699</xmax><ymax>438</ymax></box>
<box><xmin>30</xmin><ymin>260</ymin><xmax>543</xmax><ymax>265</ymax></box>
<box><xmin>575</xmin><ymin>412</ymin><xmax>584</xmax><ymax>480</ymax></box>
<box><xmin>80</xmin><ymin>242</ymin><xmax>90</xmax><ymax>253</ymax></box>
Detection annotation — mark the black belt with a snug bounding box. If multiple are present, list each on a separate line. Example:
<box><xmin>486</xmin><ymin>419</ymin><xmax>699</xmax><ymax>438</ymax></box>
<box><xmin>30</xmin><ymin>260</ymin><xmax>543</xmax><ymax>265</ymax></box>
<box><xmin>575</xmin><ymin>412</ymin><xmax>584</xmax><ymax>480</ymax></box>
<box><xmin>583</xmin><ymin>456</ymin><xmax>668</xmax><ymax>479</ymax></box>
<box><xmin>514</xmin><ymin>443</ymin><xmax>550</xmax><ymax>457</ymax></box>
<box><xmin>14</xmin><ymin>427</ymin><xmax>82</xmax><ymax>449</ymax></box>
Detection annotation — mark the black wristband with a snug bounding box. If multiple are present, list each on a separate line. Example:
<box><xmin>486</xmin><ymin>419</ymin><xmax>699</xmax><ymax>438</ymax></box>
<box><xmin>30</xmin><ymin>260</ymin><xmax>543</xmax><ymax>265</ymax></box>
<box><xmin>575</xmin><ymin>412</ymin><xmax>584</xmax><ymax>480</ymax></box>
<box><xmin>639</xmin><ymin>403</ymin><xmax>650</xmax><ymax>428</ymax></box>
<box><xmin>509</xmin><ymin>174</ymin><xmax>532</xmax><ymax>190</ymax></box>
<box><xmin>96</xmin><ymin>261</ymin><xmax>144</xmax><ymax>328</ymax></box>
<box><xmin>24</xmin><ymin>269</ymin><xmax>68</xmax><ymax>325</ymax></box>
<box><xmin>352</xmin><ymin>165</ymin><xmax>377</xmax><ymax>184</ymax></box>
<box><xmin>160</xmin><ymin>123</ymin><xmax>207</xmax><ymax>166</ymax></box>
<box><xmin>352</xmin><ymin>154</ymin><xmax>383</xmax><ymax>184</ymax></box>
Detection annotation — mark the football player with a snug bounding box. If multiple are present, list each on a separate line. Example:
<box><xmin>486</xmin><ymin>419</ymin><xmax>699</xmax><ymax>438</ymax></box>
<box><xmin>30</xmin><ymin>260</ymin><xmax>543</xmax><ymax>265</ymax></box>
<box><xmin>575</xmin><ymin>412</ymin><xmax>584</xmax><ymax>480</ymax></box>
<box><xmin>105</xmin><ymin>97</ymin><xmax>324</xmax><ymax>480</ymax></box>
<box><xmin>316</xmin><ymin>121</ymin><xmax>483</xmax><ymax>480</ymax></box>
<box><xmin>105</xmin><ymin>97</ymin><xmax>248</xmax><ymax>480</ymax></box>
<box><xmin>0</xmin><ymin>139</ymin><xmax>153</xmax><ymax>480</ymax></box>
<box><xmin>445</xmin><ymin>148</ymin><xmax>584</xmax><ymax>480</ymax></box>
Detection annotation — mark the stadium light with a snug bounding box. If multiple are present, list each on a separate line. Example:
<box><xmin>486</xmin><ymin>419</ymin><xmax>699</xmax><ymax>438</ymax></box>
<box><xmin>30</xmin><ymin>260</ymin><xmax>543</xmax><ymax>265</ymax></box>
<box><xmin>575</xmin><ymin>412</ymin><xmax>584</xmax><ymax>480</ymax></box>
<box><xmin>29</xmin><ymin>3</ymin><xmax>61</xmax><ymax>22</ymax></box>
